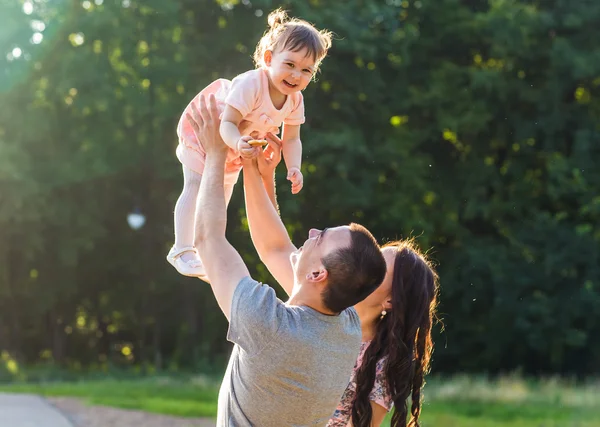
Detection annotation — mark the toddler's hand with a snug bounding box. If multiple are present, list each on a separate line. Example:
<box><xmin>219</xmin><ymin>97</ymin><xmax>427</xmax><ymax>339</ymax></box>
<box><xmin>237</xmin><ymin>137</ymin><xmax>259</xmax><ymax>159</ymax></box>
<box><xmin>287</xmin><ymin>167</ymin><xmax>304</xmax><ymax>194</ymax></box>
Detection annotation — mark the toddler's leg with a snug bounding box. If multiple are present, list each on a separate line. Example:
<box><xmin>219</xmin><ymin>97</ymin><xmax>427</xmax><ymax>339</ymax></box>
<box><xmin>174</xmin><ymin>166</ymin><xmax>202</xmax><ymax>256</ymax></box>
<box><xmin>167</xmin><ymin>166</ymin><xmax>206</xmax><ymax>278</ymax></box>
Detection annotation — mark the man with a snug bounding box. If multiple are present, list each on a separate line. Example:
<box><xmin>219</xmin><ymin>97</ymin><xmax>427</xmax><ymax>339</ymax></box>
<box><xmin>190</xmin><ymin>94</ymin><xmax>386</xmax><ymax>426</ymax></box>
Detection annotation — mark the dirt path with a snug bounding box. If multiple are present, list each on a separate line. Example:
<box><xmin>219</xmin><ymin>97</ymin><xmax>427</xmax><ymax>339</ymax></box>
<box><xmin>47</xmin><ymin>396</ymin><xmax>215</xmax><ymax>427</ymax></box>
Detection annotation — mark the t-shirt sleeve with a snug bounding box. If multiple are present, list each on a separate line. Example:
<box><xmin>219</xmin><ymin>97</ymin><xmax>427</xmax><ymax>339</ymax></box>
<box><xmin>283</xmin><ymin>92</ymin><xmax>305</xmax><ymax>126</ymax></box>
<box><xmin>224</xmin><ymin>72</ymin><xmax>260</xmax><ymax>118</ymax></box>
<box><xmin>369</xmin><ymin>357</ymin><xmax>393</xmax><ymax>411</ymax></box>
<box><xmin>227</xmin><ymin>276</ymin><xmax>282</xmax><ymax>355</ymax></box>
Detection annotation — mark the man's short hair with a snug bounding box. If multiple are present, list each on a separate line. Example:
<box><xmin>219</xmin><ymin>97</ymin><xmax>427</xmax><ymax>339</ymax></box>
<box><xmin>321</xmin><ymin>223</ymin><xmax>386</xmax><ymax>313</ymax></box>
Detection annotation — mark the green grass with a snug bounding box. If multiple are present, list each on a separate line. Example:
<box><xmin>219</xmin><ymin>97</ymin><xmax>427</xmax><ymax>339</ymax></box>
<box><xmin>417</xmin><ymin>375</ymin><xmax>600</xmax><ymax>427</ymax></box>
<box><xmin>1</xmin><ymin>374</ymin><xmax>599</xmax><ymax>426</ymax></box>
<box><xmin>0</xmin><ymin>376</ymin><xmax>219</xmax><ymax>418</ymax></box>
<box><xmin>420</xmin><ymin>401</ymin><xmax>600</xmax><ymax>427</ymax></box>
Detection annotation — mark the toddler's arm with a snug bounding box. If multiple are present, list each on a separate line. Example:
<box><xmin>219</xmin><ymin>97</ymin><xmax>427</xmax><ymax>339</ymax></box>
<box><xmin>281</xmin><ymin>123</ymin><xmax>303</xmax><ymax>194</ymax></box>
<box><xmin>220</xmin><ymin>105</ymin><xmax>258</xmax><ymax>159</ymax></box>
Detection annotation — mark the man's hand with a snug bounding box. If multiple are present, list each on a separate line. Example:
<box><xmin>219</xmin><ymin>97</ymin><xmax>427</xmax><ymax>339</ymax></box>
<box><xmin>186</xmin><ymin>94</ymin><xmax>228</xmax><ymax>155</ymax></box>
<box><xmin>237</xmin><ymin>137</ymin><xmax>260</xmax><ymax>159</ymax></box>
<box><xmin>287</xmin><ymin>167</ymin><xmax>304</xmax><ymax>194</ymax></box>
<box><xmin>256</xmin><ymin>132</ymin><xmax>283</xmax><ymax>178</ymax></box>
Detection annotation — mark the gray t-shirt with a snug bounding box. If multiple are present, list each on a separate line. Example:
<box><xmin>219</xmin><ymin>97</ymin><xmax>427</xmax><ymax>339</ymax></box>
<box><xmin>217</xmin><ymin>276</ymin><xmax>362</xmax><ymax>426</ymax></box>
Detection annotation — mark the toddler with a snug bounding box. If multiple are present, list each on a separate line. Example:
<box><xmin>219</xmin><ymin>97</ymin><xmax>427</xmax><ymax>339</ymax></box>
<box><xmin>167</xmin><ymin>9</ymin><xmax>332</xmax><ymax>277</ymax></box>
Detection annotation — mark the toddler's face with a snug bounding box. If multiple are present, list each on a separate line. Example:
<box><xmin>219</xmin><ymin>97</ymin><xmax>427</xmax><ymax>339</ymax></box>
<box><xmin>265</xmin><ymin>47</ymin><xmax>316</xmax><ymax>95</ymax></box>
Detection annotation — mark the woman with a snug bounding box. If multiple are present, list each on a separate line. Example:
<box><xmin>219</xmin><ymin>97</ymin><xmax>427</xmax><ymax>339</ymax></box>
<box><xmin>328</xmin><ymin>240</ymin><xmax>439</xmax><ymax>427</ymax></box>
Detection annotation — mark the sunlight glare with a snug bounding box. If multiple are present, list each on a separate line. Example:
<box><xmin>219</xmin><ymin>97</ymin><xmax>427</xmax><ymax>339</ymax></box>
<box><xmin>23</xmin><ymin>1</ymin><xmax>33</xmax><ymax>15</ymax></box>
<box><xmin>6</xmin><ymin>359</ymin><xmax>18</xmax><ymax>374</ymax></box>
<box><xmin>31</xmin><ymin>20</ymin><xmax>45</xmax><ymax>32</ymax></box>
<box><xmin>70</xmin><ymin>33</ymin><xmax>85</xmax><ymax>46</ymax></box>
<box><xmin>219</xmin><ymin>1</ymin><xmax>234</xmax><ymax>11</ymax></box>
<box><xmin>12</xmin><ymin>48</ymin><xmax>22</xmax><ymax>58</ymax></box>
<box><xmin>32</xmin><ymin>32</ymin><xmax>44</xmax><ymax>44</ymax></box>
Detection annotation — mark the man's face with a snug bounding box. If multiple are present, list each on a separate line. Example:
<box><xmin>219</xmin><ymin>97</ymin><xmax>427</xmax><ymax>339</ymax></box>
<box><xmin>290</xmin><ymin>226</ymin><xmax>351</xmax><ymax>282</ymax></box>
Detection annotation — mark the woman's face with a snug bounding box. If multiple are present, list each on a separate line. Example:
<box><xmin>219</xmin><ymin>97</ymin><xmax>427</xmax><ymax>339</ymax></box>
<box><xmin>355</xmin><ymin>246</ymin><xmax>396</xmax><ymax>312</ymax></box>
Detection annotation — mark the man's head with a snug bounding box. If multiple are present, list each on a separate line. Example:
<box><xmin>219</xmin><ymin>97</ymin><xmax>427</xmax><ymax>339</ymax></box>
<box><xmin>290</xmin><ymin>223</ymin><xmax>387</xmax><ymax>313</ymax></box>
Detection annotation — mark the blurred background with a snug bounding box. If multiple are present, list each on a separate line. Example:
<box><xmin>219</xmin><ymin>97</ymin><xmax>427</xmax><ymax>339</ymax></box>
<box><xmin>0</xmin><ymin>0</ymin><xmax>599</xmax><ymax>425</ymax></box>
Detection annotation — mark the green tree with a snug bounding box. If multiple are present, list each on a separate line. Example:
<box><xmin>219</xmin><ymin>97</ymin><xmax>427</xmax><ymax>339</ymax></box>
<box><xmin>0</xmin><ymin>0</ymin><xmax>598</xmax><ymax>376</ymax></box>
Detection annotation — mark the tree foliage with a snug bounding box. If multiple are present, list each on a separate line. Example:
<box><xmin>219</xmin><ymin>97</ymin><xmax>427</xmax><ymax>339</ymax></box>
<box><xmin>0</xmin><ymin>0</ymin><xmax>598</xmax><ymax>376</ymax></box>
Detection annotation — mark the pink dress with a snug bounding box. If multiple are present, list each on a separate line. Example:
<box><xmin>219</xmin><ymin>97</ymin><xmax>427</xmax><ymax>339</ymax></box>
<box><xmin>327</xmin><ymin>341</ymin><xmax>393</xmax><ymax>426</ymax></box>
<box><xmin>176</xmin><ymin>68</ymin><xmax>305</xmax><ymax>185</ymax></box>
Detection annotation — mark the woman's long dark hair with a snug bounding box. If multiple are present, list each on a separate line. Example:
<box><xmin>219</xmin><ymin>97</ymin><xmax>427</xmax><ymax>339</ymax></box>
<box><xmin>351</xmin><ymin>240</ymin><xmax>439</xmax><ymax>427</ymax></box>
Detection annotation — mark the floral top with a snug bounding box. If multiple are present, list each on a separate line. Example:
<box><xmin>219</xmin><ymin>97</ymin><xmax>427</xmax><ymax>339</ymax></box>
<box><xmin>327</xmin><ymin>341</ymin><xmax>393</xmax><ymax>426</ymax></box>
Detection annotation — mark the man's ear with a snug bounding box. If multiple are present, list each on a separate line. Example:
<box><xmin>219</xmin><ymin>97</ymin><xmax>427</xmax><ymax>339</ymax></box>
<box><xmin>263</xmin><ymin>49</ymin><xmax>273</xmax><ymax>66</ymax></box>
<box><xmin>306</xmin><ymin>268</ymin><xmax>328</xmax><ymax>284</ymax></box>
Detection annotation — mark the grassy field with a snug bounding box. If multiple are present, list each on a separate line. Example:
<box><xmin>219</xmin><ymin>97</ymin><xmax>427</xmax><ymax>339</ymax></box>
<box><xmin>1</xmin><ymin>375</ymin><xmax>599</xmax><ymax>426</ymax></box>
<box><xmin>420</xmin><ymin>375</ymin><xmax>600</xmax><ymax>427</ymax></box>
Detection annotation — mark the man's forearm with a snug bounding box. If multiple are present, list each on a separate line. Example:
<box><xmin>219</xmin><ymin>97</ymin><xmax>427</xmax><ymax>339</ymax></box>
<box><xmin>243</xmin><ymin>161</ymin><xmax>292</xmax><ymax>252</ymax></box>
<box><xmin>189</xmin><ymin>95</ymin><xmax>251</xmax><ymax>319</ymax></box>
<box><xmin>242</xmin><ymin>159</ymin><xmax>296</xmax><ymax>295</ymax></box>
<box><xmin>261</xmin><ymin>172</ymin><xmax>279</xmax><ymax>213</ymax></box>
<box><xmin>196</xmin><ymin>151</ymin><xmax>228</xmax><ymax>242</ymax></box>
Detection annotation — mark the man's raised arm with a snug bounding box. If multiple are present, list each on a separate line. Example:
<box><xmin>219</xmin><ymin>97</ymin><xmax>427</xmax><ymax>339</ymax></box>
<box><xmin>242</xmin><ymin>135</ymin><xmax>296</xmax><ymax>296</ymax></box>
<box><xmin>189</xmin><ymin>94</ymin><xmax>250</xmax><ymax>320</ymax></box>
